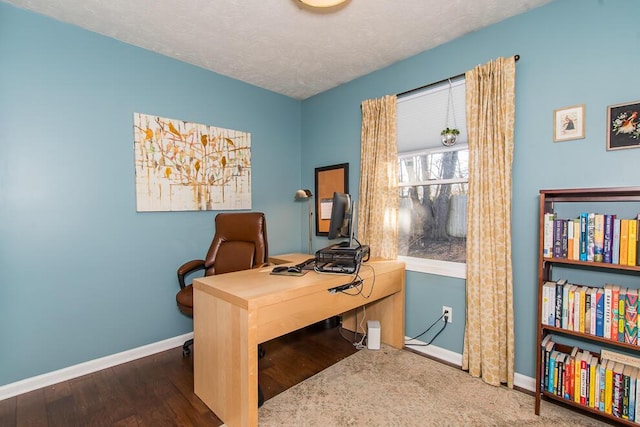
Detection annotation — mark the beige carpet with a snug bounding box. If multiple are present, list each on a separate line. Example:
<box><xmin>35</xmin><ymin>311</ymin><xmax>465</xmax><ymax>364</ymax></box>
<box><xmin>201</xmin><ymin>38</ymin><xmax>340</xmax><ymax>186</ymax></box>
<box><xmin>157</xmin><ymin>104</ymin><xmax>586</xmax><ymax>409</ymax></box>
<box><xmin>258</xmin><ymin>346</ymin><xmax>608</xmax><ymax>426</ymax></box>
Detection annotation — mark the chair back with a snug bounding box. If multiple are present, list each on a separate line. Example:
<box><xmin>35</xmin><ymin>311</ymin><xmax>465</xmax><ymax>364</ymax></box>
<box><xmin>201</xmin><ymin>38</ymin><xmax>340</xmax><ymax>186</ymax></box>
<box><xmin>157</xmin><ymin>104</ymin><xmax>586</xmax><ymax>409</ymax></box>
<box><xmin>204</xmin><ymin>212</ymin><xmax>268</xmax><ymax>276</ymax></box>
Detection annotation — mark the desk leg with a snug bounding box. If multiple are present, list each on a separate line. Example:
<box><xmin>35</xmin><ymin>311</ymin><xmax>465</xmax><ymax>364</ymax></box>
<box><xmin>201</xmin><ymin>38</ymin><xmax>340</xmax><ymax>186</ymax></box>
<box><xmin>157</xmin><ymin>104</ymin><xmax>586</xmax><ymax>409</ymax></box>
<box><xmin>194</xmin><ymin>288</ymin><xmax>259</xmax><ymax>427</ymax></box>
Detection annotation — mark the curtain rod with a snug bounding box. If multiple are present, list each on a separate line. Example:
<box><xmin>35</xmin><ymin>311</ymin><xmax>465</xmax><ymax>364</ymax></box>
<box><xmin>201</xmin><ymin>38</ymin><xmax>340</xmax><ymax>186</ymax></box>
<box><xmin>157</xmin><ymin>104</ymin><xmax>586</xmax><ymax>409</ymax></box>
<box><xmin>397</xmin><ymin>54</ymin><xmax>520</xmax><ymax>98</ymax></box>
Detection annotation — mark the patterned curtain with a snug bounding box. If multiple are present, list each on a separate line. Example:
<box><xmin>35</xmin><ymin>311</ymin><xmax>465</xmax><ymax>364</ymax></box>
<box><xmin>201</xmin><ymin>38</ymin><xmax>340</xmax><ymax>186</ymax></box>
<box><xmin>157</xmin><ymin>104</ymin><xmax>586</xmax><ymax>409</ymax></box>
<box><xmin>462</xmin><ymin>57</ymin><xmax>516</xmax><ymax>387</ymax></box>
<box><xmin>358</xmin><ymin>95</ymin><xmax>398</xmax><ymax>259</ymax></box>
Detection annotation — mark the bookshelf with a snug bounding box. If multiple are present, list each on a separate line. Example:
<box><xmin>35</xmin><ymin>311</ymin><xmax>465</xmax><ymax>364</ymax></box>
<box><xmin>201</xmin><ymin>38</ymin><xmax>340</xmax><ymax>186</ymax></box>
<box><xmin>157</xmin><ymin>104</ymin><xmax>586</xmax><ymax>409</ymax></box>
<box><xmin>536</xmin><ymin>187</ymin><xmax>640</xmax><ymax>425</ymax></box>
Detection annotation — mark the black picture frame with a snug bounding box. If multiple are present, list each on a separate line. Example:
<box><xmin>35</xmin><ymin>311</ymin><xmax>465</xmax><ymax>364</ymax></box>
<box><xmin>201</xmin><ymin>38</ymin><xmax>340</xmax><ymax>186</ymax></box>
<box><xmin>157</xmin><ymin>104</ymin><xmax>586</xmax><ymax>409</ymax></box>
<box><xmin>314</xmin><ymin>163</ymin><xmax>349</xmax><ymax>236</ymax></box>
<box><xmin>607</xmin><ymin>101</ymin><xmax>640</xmax><ymax>151</ymax></box>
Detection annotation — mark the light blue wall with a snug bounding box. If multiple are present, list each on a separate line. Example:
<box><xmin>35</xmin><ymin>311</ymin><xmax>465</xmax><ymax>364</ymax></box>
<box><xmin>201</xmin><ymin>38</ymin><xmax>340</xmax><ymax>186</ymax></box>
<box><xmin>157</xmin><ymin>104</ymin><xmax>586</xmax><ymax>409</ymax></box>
<box><xmin>0</xmin><ymin>4</ymin><xmax>302</xmax><ymax>386</ymax></box>
<box><xmin>300</xmin><ymin>0</ymin><xmax>640</xmax><ymax>377</ymax></box>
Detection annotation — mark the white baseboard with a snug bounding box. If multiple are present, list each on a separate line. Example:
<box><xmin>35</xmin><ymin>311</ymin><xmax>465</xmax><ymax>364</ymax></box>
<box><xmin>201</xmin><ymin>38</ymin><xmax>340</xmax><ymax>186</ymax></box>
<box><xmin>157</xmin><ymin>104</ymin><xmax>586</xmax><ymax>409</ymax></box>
<box><xmin>404</xmin><ymin>337</ymin><xmax>535</xmax><ymax>392</ymax></box>
<box><xmin>0</xmin><ymin>332</ymin><xmax>193</xmax><ymax>401</ymax></box>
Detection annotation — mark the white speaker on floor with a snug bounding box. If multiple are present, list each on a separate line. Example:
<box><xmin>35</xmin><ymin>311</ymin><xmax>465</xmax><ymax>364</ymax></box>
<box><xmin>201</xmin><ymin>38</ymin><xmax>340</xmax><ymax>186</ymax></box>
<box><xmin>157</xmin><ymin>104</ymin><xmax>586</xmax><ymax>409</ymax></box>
<box><xmin>367</xmin><ymin>320</ymin><xmax>380</xmax><ymax>350</ymax></box>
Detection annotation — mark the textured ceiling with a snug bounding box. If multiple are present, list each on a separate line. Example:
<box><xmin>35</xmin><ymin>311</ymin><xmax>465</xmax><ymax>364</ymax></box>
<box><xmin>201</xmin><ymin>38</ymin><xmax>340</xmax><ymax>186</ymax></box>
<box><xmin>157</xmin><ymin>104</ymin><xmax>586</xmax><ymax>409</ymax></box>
<box><xmin>4</xmin><ymin>0</ymin><xmax>551</xmax><ymax>100</ymax></box>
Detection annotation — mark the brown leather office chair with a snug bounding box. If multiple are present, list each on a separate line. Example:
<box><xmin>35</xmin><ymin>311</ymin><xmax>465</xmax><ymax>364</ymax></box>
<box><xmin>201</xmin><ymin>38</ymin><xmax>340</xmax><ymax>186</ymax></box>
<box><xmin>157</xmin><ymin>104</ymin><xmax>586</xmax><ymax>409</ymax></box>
<box><xmin>176</xmin><ymin>212</ymin><xmax>269</xmax><ymax>357</ymax></box>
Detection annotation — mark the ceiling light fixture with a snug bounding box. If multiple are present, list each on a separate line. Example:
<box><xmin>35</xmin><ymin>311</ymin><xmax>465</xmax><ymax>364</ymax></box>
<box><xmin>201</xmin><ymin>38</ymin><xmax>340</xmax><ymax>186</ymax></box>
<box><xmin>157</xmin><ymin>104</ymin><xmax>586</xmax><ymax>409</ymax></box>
<box><xmin>297</xmin><ymin>0</ymin><xmax>348</xmax><ymax>8</ymax></box>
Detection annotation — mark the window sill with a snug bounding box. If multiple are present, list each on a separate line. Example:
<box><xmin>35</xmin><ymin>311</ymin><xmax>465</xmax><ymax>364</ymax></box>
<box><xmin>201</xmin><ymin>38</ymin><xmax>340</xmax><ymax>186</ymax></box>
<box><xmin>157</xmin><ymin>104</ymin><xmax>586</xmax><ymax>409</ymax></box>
<box><xmin>398</xmin><ymin>256</ymin><xmax>466</xmax><ymax>279</ymax></box>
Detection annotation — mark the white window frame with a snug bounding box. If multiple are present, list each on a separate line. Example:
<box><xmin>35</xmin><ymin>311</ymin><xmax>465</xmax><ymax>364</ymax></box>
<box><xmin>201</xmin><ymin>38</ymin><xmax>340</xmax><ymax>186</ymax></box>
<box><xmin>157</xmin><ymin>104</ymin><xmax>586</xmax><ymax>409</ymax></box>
<box><xmin>397</xmin><ymin>142</ymin><xmax>468</xmax><ymax>279</ymax></box>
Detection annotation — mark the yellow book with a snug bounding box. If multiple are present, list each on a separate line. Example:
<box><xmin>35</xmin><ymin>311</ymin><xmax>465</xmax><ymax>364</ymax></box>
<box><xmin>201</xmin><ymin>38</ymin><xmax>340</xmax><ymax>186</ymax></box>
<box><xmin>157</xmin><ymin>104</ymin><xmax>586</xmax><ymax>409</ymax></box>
<box><xmin>605</xmin><ymin>359</ymin><xmax>614</xmax><ymax>414</ymax></box>
<box><xmin>628</xmin><ymin>219</ymin><xmax>637</xmax><ymax>266</ymax></box>
<box><xmin>575</xmin><ymin>352</ymin><xmax>584</xmax><ymax>403</ymax></box>
<box><xmin>579</xmin><ymin>287</ymin><xmax>587</xmax><ymax>333</ymax></box>
<box><xmin>620</xmin><ymin>219</ymin><xmax>629</xmax><ymax>265</ymax></box>
<box><xmin>589</xmin><ymin>355</ymin><xmax>597</xmax><ymax>408</ymax></box>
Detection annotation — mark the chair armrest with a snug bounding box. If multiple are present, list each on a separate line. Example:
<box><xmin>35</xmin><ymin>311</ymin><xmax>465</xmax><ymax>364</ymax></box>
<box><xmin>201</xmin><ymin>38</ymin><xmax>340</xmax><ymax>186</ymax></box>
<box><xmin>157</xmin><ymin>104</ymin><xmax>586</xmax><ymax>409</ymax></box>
<box><xmin>177</xmin><ymin>259</ymin><xmax>206</xmax><ymax>289</ymax></box>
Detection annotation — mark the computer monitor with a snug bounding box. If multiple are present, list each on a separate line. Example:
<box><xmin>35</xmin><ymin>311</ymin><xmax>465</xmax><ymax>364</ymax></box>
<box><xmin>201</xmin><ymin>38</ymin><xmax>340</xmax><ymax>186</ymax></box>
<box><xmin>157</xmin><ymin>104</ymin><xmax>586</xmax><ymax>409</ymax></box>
<box><xmin>327</xmin><ymin>192</ymin><xmax>357</xmax><ymax>248</ymax></box>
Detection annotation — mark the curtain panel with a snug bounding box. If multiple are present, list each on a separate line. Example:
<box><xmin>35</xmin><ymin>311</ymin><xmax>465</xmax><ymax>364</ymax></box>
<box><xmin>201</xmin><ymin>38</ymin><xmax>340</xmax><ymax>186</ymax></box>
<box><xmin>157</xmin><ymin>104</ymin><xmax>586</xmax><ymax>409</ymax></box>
<box><xmin>462</xmin><ymin>56</ymin><xmax>516</xmax><ymax>387</ymax></box>
<box><xmin>358</xmin><ymin>95</ymin><xmax>398</xmax><ymax>259</ymax></box>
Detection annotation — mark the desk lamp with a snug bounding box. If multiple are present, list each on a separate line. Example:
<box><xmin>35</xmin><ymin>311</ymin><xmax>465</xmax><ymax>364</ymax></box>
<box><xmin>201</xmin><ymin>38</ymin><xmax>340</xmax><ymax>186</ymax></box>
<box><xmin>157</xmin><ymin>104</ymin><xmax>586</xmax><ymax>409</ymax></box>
<box><xmin>294</xmin><ymin>189</ymin><xmax>313</xmax><ymax>254</ymax></box>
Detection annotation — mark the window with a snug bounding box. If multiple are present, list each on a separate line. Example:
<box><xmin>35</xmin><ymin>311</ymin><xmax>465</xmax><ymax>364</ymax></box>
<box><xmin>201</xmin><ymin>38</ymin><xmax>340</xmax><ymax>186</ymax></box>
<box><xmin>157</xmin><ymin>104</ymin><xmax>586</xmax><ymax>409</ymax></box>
<box><xmin>397</xmin><ymin>78</ymin><xmax>467</xmax><ymax>278</ymax></box>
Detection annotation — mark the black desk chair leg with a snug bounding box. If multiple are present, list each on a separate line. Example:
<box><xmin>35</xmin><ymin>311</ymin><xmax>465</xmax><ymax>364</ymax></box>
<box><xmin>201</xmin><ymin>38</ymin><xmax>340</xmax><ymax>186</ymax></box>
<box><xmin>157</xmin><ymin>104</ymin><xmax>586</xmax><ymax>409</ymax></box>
<box><xmin>258</xmin><ymin>385</ymin><xmax>264</xmax><ymax>407</ymax></box>
<box><xmin>182</xmin><ymin>338</ymin><xmax>193</xmax><ymax>356</ymax></box>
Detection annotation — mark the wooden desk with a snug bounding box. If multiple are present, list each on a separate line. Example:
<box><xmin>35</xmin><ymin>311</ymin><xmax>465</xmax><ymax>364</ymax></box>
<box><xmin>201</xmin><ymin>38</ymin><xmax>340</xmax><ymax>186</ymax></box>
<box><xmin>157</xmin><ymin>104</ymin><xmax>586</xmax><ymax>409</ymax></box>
<box><xmin>193</xmin><ymin>253</ymin><xmax>405</xmax><ymax>427</ymax></box>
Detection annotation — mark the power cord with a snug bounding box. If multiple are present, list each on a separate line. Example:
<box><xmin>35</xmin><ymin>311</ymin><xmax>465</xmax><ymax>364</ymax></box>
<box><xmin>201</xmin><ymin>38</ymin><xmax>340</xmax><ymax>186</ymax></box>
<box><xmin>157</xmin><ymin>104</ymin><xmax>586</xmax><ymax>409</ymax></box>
<box><xmin>353</xmin><ymin>306</ymin><xmax>367</xmax><ymax>350</ymax></box>
<box><xmin>405</xmin><ymin>311</ymin><xmax>449</xmax><ymax>346</ymax></box>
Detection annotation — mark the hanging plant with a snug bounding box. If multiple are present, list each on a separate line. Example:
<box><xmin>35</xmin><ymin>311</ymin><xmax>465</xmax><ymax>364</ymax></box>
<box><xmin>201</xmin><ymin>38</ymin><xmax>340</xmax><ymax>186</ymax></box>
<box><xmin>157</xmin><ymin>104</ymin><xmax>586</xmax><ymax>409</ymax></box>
<box><xmin>440</xmin><ymin>127</ymin><xmax>460</xmax><ymax>135</ymax></box>
<box><xmin>441</xmin><ymin>79</ymin><xmax>459</xmax><ymax>146</ymax></box>
<box><xmin>440</xmin><ymin>128</ymin><xmax>459</xmax><ymax>146</ymax></box>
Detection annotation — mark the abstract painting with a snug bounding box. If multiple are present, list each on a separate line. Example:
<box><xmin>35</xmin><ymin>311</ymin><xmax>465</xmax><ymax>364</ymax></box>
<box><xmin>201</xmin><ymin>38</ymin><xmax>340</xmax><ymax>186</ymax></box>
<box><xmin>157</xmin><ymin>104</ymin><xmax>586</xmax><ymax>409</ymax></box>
<box><xmin>134</xmin><ymin>113</ymin><xmax>251</xmax><ymax>211</ymax></box>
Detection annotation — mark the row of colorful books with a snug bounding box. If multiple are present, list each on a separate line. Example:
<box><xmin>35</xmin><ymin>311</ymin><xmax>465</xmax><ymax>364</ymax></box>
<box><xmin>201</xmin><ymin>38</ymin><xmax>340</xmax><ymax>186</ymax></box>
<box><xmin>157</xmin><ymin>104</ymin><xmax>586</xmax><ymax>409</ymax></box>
<box><xmin>542</xmin><ymin>280</ymin><xmax>639</xmax><ymax>344</ymax></box>
<box><xmin>543</xmin><ymin>212</ymin><xmax>640</xmax><ymax>266</ymax></box>
<box><xmin>541</xmin><ymin>336</ymin><xmax>640</xmax><ymax>421</ymax></box>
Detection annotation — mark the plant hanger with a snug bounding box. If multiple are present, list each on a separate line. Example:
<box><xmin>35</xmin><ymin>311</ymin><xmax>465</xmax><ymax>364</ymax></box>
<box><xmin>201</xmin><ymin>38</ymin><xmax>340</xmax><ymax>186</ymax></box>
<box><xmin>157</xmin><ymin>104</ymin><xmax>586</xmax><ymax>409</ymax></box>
<box><xmin>441</xmin><ymin>78</ymin><xmax>459</xmax><ymax>146</ymax></box>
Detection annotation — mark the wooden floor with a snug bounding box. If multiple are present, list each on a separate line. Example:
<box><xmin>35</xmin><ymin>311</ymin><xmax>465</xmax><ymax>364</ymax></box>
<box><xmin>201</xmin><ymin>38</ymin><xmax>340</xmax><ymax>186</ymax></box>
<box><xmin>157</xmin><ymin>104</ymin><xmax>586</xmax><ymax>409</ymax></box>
<box><xmin>0</xmin><ymin>324</ymin><xmax>358</xmax><ymax>427</ymax></box>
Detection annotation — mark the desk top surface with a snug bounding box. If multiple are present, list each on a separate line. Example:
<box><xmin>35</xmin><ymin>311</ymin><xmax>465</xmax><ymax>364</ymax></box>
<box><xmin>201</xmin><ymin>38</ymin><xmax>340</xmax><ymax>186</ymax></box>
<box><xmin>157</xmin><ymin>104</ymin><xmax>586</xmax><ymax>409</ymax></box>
<box><xmin>193</xmin><ymin>253</ymin><xmax>405</xmax><ymax>309</ymax></box>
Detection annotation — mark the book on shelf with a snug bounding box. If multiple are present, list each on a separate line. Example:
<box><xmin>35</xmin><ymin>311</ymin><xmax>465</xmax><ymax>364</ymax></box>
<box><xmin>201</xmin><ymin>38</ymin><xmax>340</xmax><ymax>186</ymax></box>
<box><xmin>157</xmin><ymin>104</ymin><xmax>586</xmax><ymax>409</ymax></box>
<box><xmin>578</xmin><ymin>286</ymin><xmax>587</xmax><ymax>333</ymax></box>
<box><xmin>553</xmin><ymin>219</ymin><xmax>563</xmax><ymax>258</ymax></box>
<box><xmin>628</xmin><ymin>218</ymin><xmax>637</xmax><ymax>266</ymax></box>
<box><xmin>567</xmin><ymin>219</ymin><xmax>575</xmax><ymax>260</ymax></box>
<box><xmin>573</xmin><ymin>220</ymin><xmax>580</xmax><ymax>261</ymax></box>
<box><xmin>557</xmin><ymin>353</ymin><xmax>566</xmax><ymax>397</ymax></box>
<box><xmin>543</xmin><ymin>212</ymin><xmax>556</xmax><ymax>258</ymax></box>
<box><xmin>605</xmin><ymin>359</ymin><xmax>614</xmax><ymax>415</ymax></box>
<box><xmin>603</xmin><ymin>214</ymin><xmax>615</xmax><ymax>263</ymax></box>
<box><xmin>608</xmin><ymin>284</ymin><xmax>621</xmax><ymax>341</ymax></box>
<box><xmin>589</xmin><ymin>287</ymin><xmax>598</xmax><ymax>335</ymax></box>
<box><xmin>630</xmin><ymin>367</ymin><xmax>638</xmax><ymax>421</ymax></box>
<box><xmin>613</xmin><ymin>362</ymin><xmax>625</xmax><ymax>418</ymax></box>
<box><xmin>549</xmin><ymin>350</ymin><xmax>559</xmax><ymax>393</ymax></box>
<box><xmin>576</xmin><ymin>351</ymin><xmax>585</xmax><ymax>404</ymax></box>
<box><xmin>594</xmin><ymin>213</ymin><xmax>604</xmax><ymax>262</ymax></box>
<box><xmin>541</xmin><ymin>335</ymin><xmax>555</xmax><ymax>390</ymax></box>
<box><xmin>542</xmin><ymin>281</ymin><xmax>556</xmax><ymax>326</ymax></box>
<box><xmin>587</xmin><ymin>213</ymin><xmax>596</xmax><ymax>262</ymax></box>
<box><xmin>567</xmin><ymin>284</ymin><xmax>577</xmax><ymax>331</ymax></box>
<box><xmin>620</xmin><ymin>219</ymin><xmax>630</xmax><ymax>266</ymax></box>
<box><xmin>623</xmin><ymin>365</ymin><xmax>633</xmax><ymax>419</ymax></box>
<box><xmin>612</xmin><ymin>218</ymin><xmax>621</xmax><ymax>265</ymax></box>
<box><xmin>555</xmin><ymin>279</ymin><xmax>566</xmax><ymax>328</ymax></box>
<box><xmin>562</xmin><ymin>283</ymin><xmax>570</xmax><ymax>329</ymax></box>
<box><xmin>619</xmin><ymin>288</ymin><xmax>627</xmax><ymax>343</ymax></box>
<box><xmin>584</xmin><ymin>288</ymin><xmax>592</xmax><ymax>334</ymax></box>
<box><xmin>595</xmin><ymin>288</ymin><xmax>605</xmax><ymax>337</ymax></box>
<box><xmin>573</xmin><ymin>285</ymin><xmax>584</xmax><ymax>332</ymax></box>
<box><xmin>637</xmin><ymin>216</ymin><xmax>640</xmax><ymax>267</ymax></box>
<box><xmin>604</xmin><ymin>285</ymin><xmax>613</xmax><ymax>340</ymax></box>
<box><xmin>626</xmin><ymin>289</ymin><xmax>639</xmax><ymax>345</ymax></box>
<box><xmin>589</xmin><ymin>354</ymin><xmax>598</xmax><ymax>408</ymax></box>
<box><xmin>599</xmin><ymin>359</ymin><xmax>607</xmax><ymax>412</ymax></box>
<box><xmin>580</xmin><ymin>212</ymin><xmax>588</xmax><ymax>261</ymax></box>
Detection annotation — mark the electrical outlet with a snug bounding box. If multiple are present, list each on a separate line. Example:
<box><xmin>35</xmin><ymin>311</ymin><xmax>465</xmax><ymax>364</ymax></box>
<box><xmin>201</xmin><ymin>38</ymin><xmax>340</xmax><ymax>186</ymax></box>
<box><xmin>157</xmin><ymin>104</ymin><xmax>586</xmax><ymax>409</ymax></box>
<box><xmin>442</xmin><ymin>306</ymin><xmax>453</xmax><ymax>323</ymax></box>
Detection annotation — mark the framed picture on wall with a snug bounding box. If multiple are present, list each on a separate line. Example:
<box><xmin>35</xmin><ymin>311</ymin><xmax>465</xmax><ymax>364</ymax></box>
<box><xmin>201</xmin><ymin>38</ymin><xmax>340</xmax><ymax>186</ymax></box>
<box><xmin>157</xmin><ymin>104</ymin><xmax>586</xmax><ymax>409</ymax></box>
<box><xmin>606</xmin><ymin>100</ymin><xmax>640</xmax><ymax>151</ymax></box>
<box><xmin>314</xmin><ymin>163</ymin><xmax>349</xmax><ymax>236</ymax></box>
<box><xmin>553</xmin><ymin>104</ymin><xmax>585</xmax><ymax>142</ymax></box>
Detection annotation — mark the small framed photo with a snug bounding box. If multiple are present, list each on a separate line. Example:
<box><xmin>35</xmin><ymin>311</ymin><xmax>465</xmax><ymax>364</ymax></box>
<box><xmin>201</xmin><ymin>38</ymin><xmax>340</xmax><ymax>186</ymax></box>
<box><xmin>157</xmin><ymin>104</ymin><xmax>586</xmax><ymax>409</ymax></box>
<box><xmin>553</xmin><ymin>104</ymin><xmax>585</xmax><ymax>142</ymax></box>
<box><xmin>606</xmin><ymin>101</ymin><xmax>640</xmax><ymax>151</ymax></box>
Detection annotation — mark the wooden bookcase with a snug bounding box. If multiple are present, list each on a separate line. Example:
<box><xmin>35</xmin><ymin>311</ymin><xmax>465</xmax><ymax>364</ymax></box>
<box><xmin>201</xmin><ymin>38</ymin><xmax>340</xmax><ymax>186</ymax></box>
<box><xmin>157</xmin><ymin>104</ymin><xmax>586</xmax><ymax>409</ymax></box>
<box><xmin>536</xmin><ymin>187</ymin><xmax>640</xmax><ymax>425</ymax></box>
